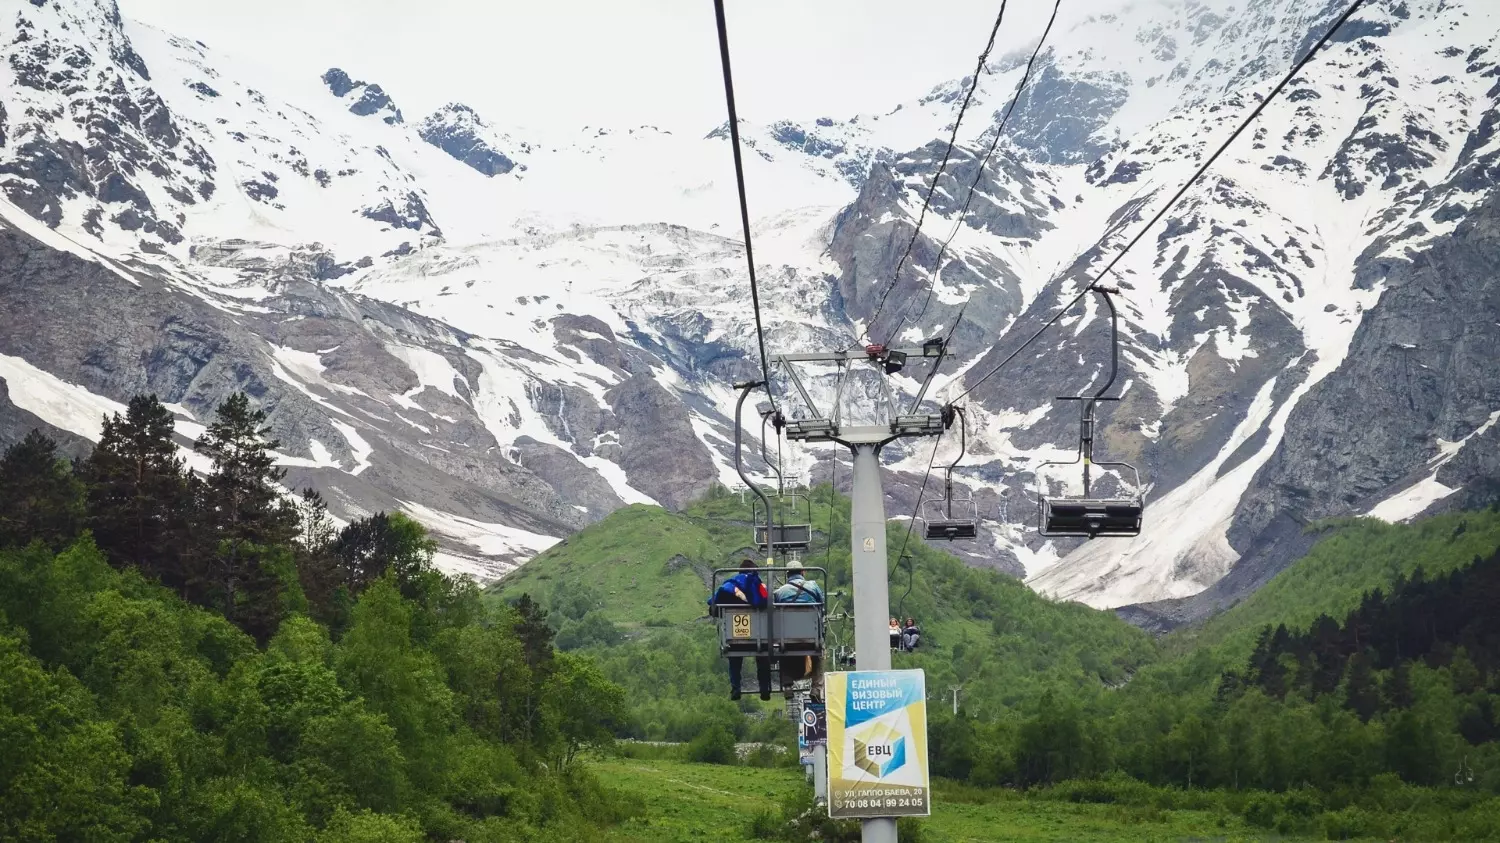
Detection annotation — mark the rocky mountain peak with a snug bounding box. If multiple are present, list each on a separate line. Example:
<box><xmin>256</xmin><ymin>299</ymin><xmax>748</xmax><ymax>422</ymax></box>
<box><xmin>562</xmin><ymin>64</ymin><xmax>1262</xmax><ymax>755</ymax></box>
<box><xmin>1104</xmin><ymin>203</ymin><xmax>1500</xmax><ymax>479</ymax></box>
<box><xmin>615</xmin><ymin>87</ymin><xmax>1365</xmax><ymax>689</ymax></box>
<box><xmin>1</xmin><ymin>0</ymin><xmax>212</xmax><ymax>249</ymax></box>
<box><xmin>321</xmin><ymin>67</ymin><xmax>356</xmax><ymax>97</ymax></box>
<box><xmin>321</xmin><ymin>66</ymin><xmax>403</xmax><ymax>125</ymax></box>
<box><xmin>416</xmin><ymin>102</ymin><xmax>525</xmax><ymax>177</ymax></box>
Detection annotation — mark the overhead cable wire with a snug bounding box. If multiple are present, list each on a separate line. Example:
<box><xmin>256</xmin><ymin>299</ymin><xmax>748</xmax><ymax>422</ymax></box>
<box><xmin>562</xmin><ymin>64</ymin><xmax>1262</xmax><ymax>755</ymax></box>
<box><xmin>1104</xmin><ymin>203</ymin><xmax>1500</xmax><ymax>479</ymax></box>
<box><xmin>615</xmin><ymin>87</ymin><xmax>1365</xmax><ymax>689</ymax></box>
<box><xmin>713</xmin><ymin>0</ymin><xmax>777</xmax><ymax>405</ymax></box>
<box><xmin>891</xmin><ymin>0</ymin><xmax>1064</xmax><ymax>342</ymax></box>
<box><xmin>950</xmin><ymin>0</ymin><xmax>1369</xmax><ymax>404</ymax></box>
<box><xmin>892</xmin><ymin>428</ymin><xmax>947</xmax><ymax>622</ymax></box>
<box><xmin>856</xmin><ymin>0</ymin><xmax>1010</xmax><ymax>348</ymax></box>
<box><xmin>824</xmin><ymin>452</ymin><xmax>838</xmax><ymax>573</ymax></box>
<box><xmin>892</xmin><ymin>0</ymin><xmax>1368</xmax><ymax>604</ymax></box>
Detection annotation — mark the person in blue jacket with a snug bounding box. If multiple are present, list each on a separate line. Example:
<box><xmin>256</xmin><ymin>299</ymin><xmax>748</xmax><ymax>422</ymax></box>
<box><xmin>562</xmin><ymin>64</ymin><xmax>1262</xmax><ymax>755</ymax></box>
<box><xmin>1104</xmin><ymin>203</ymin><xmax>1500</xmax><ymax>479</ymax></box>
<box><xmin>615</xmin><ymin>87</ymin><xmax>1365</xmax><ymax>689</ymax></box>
<box><xmin>710</xmin><ymin>559</ymin><xmax>772</xmax><ymax>700</ymax></box>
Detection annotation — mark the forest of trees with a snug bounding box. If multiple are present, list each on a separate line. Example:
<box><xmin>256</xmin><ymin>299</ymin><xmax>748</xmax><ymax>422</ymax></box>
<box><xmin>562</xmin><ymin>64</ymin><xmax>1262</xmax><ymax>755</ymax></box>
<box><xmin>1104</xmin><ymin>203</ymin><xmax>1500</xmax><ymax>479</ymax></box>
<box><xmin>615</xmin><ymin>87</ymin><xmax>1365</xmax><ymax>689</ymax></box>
<box><xmin>7</xmin><ymin>391</ymin><xmax>1500</xmax><ymax>840</ymax></box>
<box><xmin>915</xmin><ymin>541</ymin><xmax>1500</xmax><ymax>838</ymax></box>
<box><xmin>0</xmin><ymin>394</ymin><xmax>628</xmax><ymax>841</ymax></box>
<box><xmin>521</xmin><ymin>488</ymin><xmax>1500</xmax><ymax>839</ymax></box>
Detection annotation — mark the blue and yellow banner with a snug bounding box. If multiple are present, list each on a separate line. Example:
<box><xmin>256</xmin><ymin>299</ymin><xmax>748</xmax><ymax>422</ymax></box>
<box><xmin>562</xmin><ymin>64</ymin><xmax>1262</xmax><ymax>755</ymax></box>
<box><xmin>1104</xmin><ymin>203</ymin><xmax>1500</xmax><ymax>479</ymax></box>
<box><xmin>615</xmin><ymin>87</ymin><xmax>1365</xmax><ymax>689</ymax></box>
<box><xmin>825</xmin><ymin>669</ymin><xmax>930</xmax><ymax>818</ymax></box>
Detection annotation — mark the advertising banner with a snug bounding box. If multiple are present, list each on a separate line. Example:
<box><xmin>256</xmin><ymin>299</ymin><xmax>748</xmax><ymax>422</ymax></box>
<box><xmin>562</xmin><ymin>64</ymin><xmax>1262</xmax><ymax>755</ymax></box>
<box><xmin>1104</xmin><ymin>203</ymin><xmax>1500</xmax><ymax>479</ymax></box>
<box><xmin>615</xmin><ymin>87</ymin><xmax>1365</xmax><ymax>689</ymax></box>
<box><xmin>825</xmin><ymin>669</ymin><xmax>930</xmax><ymax>818</ymax></box>
<box><xmin>799</xmin><ymin>701</ymin><xmax>827</xmax><ymax>749</ymax></box>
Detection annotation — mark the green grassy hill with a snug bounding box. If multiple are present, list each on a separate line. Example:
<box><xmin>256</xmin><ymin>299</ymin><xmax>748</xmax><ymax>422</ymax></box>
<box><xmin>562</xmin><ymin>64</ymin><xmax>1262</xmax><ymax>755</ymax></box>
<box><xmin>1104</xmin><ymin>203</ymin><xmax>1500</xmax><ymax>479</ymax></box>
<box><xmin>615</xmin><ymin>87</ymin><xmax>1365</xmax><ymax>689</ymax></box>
<box><xmin>490</xmin><ymin>485</ymin><xmax>1158</xmax><ymax>676</ymax></box>
<box><xmin>493</xmin><ymin>504</ymin><xmax>720</xmax><ymax>629</ymax></box>
<box><xmin>492</xmin><ymin>489</ymin><xmax>1500</xmax><ymax>722</ymax></box>
<box><xmin>1168</xmin><ymin>510</ymin><xmax>1500</xmax><ymax>661</ymax></box>
<box><xmin>488</xmin><ymin>484</ymin><xmax>1159</xmax><ymax>738</ymax></box>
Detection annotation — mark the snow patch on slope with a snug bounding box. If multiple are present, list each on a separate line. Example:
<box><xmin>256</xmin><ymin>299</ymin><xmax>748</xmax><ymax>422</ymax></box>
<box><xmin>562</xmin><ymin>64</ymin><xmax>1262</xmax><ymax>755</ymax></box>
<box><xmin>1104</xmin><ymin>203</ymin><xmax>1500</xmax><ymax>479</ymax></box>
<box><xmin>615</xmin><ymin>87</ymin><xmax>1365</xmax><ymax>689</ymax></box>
<box><xmin>1367</xmin><ymin>409</ymin><xmax>1500</xmax><ymax>522</ymax></box>
<box><xmin>0</xmin><ymin>353</ymin><xmax>126</xmax><ymax>440</ymax></box>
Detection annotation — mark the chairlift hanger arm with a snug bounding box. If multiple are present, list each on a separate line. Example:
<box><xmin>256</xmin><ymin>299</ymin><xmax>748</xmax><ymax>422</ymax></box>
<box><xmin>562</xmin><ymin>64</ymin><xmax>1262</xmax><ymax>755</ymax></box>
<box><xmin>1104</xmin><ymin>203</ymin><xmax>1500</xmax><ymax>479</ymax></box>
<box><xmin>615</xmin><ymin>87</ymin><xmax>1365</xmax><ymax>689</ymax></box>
<box><xmin>760</xmin><ymin>414</ymin><xmax>780</xmax><ymax>486</ymax></box>
<box><xmin>732</xmin><ymin>381</ymin><xmax>776</xmax><ymax>552</ymax></box>
<box><xmin>944</xmin><ymin>407</ymin><xmax>967</xmax><ymax>517</ymax></box>
<box><xmin>1094</xmin><ymin>285</ymin><xmax>1121</xmax><ymax>401</ymax></box>
<box><xmin>829</xmin><ymin>360</ymin><xmax>848</xmax><ymax>429</ymax></box>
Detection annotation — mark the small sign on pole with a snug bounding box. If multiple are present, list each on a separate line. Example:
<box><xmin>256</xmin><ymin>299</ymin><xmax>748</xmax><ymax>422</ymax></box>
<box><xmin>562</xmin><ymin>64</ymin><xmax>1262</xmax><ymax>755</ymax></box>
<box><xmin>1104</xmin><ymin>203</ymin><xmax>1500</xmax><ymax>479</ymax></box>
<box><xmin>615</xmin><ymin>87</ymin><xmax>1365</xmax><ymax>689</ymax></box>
<box><xmin>825</xmin><ymin>669</ymin><xmax>931</xmax><ymax>818</ymax></box>
<box><xmin>799</xmin><ymin>700</ymin><xmax>827</xmax><ymax>749</ymax></box>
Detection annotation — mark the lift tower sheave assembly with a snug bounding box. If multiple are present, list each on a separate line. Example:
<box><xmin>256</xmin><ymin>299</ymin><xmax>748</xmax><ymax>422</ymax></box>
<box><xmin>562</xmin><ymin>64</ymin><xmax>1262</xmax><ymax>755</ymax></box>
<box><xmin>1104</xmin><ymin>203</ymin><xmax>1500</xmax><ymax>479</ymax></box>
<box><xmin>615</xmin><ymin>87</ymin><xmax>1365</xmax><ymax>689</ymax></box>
<box><xmin>775</xmin><ymin>341</ymin><xmax>949</xmax><ymax>843</ymax></box>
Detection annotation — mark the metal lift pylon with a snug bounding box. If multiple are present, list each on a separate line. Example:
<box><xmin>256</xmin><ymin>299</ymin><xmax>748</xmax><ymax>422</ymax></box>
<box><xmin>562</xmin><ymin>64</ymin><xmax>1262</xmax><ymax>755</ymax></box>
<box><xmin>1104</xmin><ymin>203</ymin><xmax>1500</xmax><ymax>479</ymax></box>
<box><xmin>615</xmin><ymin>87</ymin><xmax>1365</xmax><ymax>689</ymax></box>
<box><xmin>774</xmin><ymin>340</ymin><xmax>951</xmax><ymax>843</ymax></box>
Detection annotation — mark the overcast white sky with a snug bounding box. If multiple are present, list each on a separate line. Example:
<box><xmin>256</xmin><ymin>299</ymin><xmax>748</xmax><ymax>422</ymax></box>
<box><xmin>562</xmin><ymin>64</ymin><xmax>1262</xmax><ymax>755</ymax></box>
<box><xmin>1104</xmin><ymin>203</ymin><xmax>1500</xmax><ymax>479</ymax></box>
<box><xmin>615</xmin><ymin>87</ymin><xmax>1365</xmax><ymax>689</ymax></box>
<box><xmin>119</xmin><ymin>0</ymin><xmax>1100</xmax><ymax>133</ymax></box>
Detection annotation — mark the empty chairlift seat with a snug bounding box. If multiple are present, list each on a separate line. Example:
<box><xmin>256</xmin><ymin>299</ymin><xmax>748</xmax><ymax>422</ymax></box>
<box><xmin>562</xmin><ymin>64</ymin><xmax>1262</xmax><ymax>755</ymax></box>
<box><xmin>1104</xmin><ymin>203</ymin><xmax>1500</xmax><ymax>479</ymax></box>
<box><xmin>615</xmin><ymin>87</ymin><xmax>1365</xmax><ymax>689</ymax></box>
<box><xmin>754</xmin><ymin>521</ymin><xmax>814</xmax><ymax>550</ymax></box>
<box><xmin>921</xmin><ymin>495</ymin><xmax>978</xmax><ymax>541</ymax></box>
<box><xmin>753</xmin><ymin>492</ymin><xmax>814</xmax><ymax>551</ymax></box>
<box><xmin>1035</xmin><ymin>286</ymin><xmax>1149</xmax><ymax>540</ymax></box>
<box><xmin>1040</xmin><ymin>496</ymin><xmax>1142</xmax><ymax>537</ymax></box>
<box><xmin>919</xmin><ymin>404</ymin><xmax>979</xmax><ymax>542</ymax></box>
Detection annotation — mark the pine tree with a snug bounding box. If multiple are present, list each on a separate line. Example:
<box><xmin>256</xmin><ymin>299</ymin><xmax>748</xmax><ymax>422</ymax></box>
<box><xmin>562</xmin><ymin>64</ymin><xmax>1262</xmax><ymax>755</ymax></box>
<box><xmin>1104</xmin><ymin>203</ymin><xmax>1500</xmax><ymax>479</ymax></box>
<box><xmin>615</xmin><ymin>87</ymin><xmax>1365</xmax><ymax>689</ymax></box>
<box><xmin>1308</xmin><ymin>614</ymin><xmax>1346</xmax><ymax>697</ymax></box>
<box><xmin>292</xmin><ymin>487</ymin><xmax>329</xmax><ymax>550</ymax></box>
<box><xmin>1250</xmin><ymin>624</ymin><xmax>1291</xmax><ymax>699</ymax></box>
<box><xmin>0</xmin><ymin>429</ymin><xmax>85</xmax><ymax>549</ymax></box>
<box><xmin>294</xmin><ymin>488</ymin><xmax>344</xmax><ymax>627</ymax></box>
<box><xmin>1384</xmin><ymin>660</ymin><xmax>1416</xmax><ymax>710</ymax></box>
<box><xmin>79</xmin><ymin>395</ymin><xmax>193</xmax><ymax>589</ymax></box>
<box><xmin>511</xmin><ymin>593</ymin><xmax>555</xmax><ymax>745</ymax></box>
<box><xmin>511</xmin><ymin>594</ymin><xmax>554</xmax><ymax>671</ymax></box>
<box><xmin>1343</xmin><ymin>651</ymin><xmax>1380</xmax><ymax>722</ymax></box>
<box><xmin>192</xmin><ymin>392</ymin><xmax>298</xmax><ymax>641</ymax></box>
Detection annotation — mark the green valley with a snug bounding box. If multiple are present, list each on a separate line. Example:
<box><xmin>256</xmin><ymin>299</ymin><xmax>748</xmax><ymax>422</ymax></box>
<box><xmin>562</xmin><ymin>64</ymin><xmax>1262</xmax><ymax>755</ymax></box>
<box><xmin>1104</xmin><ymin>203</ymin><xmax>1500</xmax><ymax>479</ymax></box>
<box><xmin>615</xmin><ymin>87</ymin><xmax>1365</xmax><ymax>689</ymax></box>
<box><xmin>493</xmin><ymin>487</ymin><xmax>1500</xmax><ymax>840</ymax></box>
<box><xmin>4</xmin><ymin>394</ymin><xmax>1500</xmax><ymax>841</ymax></box>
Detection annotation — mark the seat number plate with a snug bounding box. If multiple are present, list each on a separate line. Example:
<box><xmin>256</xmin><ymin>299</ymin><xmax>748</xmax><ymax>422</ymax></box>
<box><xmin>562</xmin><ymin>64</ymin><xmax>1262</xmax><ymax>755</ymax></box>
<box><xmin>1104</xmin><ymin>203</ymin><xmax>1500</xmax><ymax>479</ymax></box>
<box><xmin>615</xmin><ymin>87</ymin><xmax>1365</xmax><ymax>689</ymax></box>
<box><xmin>730</xmin><ymin>612</ymin><xmax>752</xmax><ymax>638</ymax></box>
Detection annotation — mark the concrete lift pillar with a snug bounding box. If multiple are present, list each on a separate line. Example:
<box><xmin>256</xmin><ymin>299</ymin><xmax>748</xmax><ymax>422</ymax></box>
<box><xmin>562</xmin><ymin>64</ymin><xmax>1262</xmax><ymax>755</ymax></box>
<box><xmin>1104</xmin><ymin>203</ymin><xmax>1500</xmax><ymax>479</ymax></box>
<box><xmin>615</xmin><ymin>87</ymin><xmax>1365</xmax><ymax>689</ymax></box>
<box><xmin>850</xmin><ymin>437</ymin><xmax>895</xmax><ymax>843</ymax></box>
<box><xmin>774</xmin><ymin>342</ymin><xmax>950</xmax><ymax>843</ymax></box>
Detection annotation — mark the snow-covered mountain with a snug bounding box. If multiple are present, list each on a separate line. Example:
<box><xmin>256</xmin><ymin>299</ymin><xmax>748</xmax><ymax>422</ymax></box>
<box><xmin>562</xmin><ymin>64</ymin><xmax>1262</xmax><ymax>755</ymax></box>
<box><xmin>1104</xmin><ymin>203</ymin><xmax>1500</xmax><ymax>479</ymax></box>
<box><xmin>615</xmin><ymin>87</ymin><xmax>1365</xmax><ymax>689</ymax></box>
<box><xmin>2</xmin><ymin>0</ymin><xmax>1497</xmax><ymax>619</ymax></box>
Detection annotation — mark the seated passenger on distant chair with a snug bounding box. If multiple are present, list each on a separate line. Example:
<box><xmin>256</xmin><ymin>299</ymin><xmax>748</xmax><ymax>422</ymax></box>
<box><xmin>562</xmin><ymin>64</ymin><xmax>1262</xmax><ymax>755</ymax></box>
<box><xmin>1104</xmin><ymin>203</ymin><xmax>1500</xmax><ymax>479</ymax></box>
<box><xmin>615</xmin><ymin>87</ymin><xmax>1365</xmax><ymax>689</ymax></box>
<box><xmin>889</xmin><ymin>617</ymin><xmax>901</xmax><ymax>649</ymax></box>
<box><xmin>709</xmin><ymin>559</ymin><xmax>772</xmax><ymax>700</ymax></box>
<box><xmin>901</xmin><ymin>617</ymin><xmax>921</xmax><ymax>652</ymax></box>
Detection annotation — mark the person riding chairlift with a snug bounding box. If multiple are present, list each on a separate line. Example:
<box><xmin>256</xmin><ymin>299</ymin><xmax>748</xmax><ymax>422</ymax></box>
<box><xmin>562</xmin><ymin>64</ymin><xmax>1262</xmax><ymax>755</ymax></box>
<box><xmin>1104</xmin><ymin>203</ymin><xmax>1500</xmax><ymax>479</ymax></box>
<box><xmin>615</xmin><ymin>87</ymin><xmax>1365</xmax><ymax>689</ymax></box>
<box><xmin>708</xmin><ymin>559</ymin><xmax>772</xmax><ymax>700</ymax></box>
<box><xmin>774</xmin><ymin>563</ymin><xmax>825</xmax><ymax>698</ymax></box>
<box><xmin>901</xmin><ymin>617</ymin><xmax>921</xmax><ymax>652</ymax></box>
<box><xmin>889</xmin><ymin>617</ymin><xmax>901</xmax><ymax>649</ymax></box>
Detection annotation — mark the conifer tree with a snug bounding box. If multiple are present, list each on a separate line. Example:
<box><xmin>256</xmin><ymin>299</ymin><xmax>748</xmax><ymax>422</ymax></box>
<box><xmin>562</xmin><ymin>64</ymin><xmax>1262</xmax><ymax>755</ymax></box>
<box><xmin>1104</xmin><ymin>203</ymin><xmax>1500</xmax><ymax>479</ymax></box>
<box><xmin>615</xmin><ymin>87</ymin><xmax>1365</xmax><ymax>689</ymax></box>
<box><xmin>510</xmin><ymin>593</ymin><xmax>555</xmax><ymax>744</ymax></box>
<box><xmin>295</xmin><ymin>488</ymin><xmax>344</xmax><ymax>627</ymax></box>
<box><xmin>331</xmin><ymin>511</ymin><xmax>437</xmax><ymax>600</ymax></box>
<box><xmin>80</xmin><ymin>395</ymin><xmax>193</xmax><ymax>589</ymax></box>
<box><xmin>1384</xmin><ymin>660</ymin><xmax>1415</xmax><ymax>710</ymax></box>
<box><xmin>1343</xmin><ymin>651</ymin><xmax>1380</xmax><ymax>722</ymax></box>
<box><xmin>193</xmin><ymin>392</ymin><xmax>298</xmax><ymax>641</ymax></box>
<box><xmin>0</xmin><ymin>429</ymin><xmax>85</xmax><ymax>549</ymax></box>
<box><xmin>297</xmin><ymin>488</ymin><xmax>338</xmax><ymax>553</ymax></box>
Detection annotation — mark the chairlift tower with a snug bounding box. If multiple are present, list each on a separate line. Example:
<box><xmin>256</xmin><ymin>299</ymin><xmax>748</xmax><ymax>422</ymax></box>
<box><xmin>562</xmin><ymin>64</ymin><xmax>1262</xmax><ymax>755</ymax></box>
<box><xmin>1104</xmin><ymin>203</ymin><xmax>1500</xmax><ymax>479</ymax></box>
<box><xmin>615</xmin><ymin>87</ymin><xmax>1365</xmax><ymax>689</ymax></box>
<box><xmin>775</xmin><ymin>339</ymin><xmax>951</xmax><ymax>843</ymax></box>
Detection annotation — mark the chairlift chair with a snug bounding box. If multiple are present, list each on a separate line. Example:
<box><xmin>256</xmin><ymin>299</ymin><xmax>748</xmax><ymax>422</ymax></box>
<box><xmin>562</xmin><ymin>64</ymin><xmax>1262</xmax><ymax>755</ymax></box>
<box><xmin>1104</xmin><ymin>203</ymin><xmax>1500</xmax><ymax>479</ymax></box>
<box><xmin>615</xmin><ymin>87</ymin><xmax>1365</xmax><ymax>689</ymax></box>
<box><xmin>753</xmin><ymin>408</ymin><xmax>813</xmax><ymax>551</ymax></box>
<box><xmin>753</xmin><ymin>491</ymin><xmax>814</xmax><ymax>550</ymax></box>
<box><xmin>1036</xmin><ymin>286</ymin><xmax>1146</xmax><ymax>538</ymax></box>
<box><xmin>710</xmin><ymin>565</ymin><xmax>828</xmax><ymax>661</ymax></box>
<box><xmin>920</xmin><ymin>406</ymin><xmax>979</xmax><ymax>541</ymax></box>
